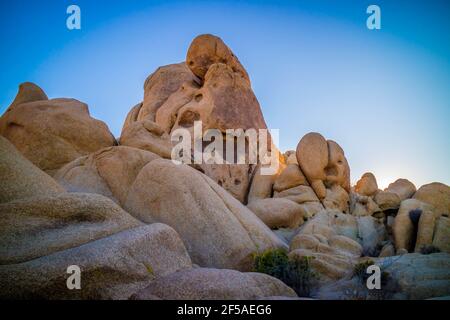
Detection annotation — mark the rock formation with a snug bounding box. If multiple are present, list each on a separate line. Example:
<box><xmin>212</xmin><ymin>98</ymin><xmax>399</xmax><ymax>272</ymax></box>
<box><xmin>0</xmin><ymin>84</ymin><xmax>116</xmax><ymax>175</ymax></box>
<box><xmin>1</xmin><ymin>33</ymin><xmax>449</xmax><ymax>300</ymax></box>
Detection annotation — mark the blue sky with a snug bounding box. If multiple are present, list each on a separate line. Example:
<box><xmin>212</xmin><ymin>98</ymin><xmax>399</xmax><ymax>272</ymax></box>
<box><xmin>1</xmin><ymin>0</ymin><xmax>449</xmax><ymax>188</ymax></box>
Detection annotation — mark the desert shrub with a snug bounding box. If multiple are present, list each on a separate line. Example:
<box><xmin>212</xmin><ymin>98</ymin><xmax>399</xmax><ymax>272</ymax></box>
<box><xmin>419</xmin><ymin>245</ymin><xmax>441</xmax><ymax>255</ymax></box>
<box><xmin>253</xmin><ymin>249</ymin><xmax>318</xmax><ymax>297</ymax></box>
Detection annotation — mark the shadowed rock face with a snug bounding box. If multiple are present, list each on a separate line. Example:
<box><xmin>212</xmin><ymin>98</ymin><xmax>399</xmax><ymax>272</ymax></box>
<box><xmin>186</xmin><ymin>34</ymin><xmax>250</xmax><ymax>83</ymax></box>
<box><xmin>0</xmin><ymin>83</ymin><xmax>116</xmax><ymax>175</ymax></box>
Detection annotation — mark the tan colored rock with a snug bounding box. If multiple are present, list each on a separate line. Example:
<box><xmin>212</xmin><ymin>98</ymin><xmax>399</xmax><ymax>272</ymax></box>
<box><xmin>171</xmin><ymin>62</ymin><xmax>267</xmax><ymax>133</ymax></box>
<box><xmin>6</xmin><ymin>82</ymin><xmax>48</xmax><ymax>109</ymax></box>
<box><xmin>289</xmin><ymin>249</ymin><xmax>355</xmax><ymax>282</ymax></box>
<box><xmin>296</xmin><ymin>133</ymin><xmax>328</xmax><ymax>199</ymax></box>
<box><xmin>124</xmin><ymin>159</ymin><xmax>286</xmax><ymax>271</ymax></box>
<box><xmin>54</xmin><ymin>146</ymin><xmax>159</xmax><ymax>205</ymax></box>
<box><xmin>273</xmin><ymin>164</ymin><xmax>308</xmax><ymax>192</ymax></box>
<box><xmin>413</xmin><ymin>182</ymin><xmax>450</xmax><ymax>216</ymax></box>
<box><xmin>247</xmin><ymin>163</ymin><xmax>284</xmax><ymax>203</ymax></box>
<box><xmin>295</xmin><ymin>209</ymin><xmax>385</xmax><ymax>256</ymax></box>
<box><xmin>298</xmin><ymin>202</ymin><xmax>325</xmax><ymax>218</ymax></box>
<box><xmin>0</xmin><ymin>84</ymin><xmax>116</xmax><ymax>174</ymax></box>
<box><xmin>197</xmin><ymin>163</ymin><xmax>252</xmax><ymax>203</ymax></box>
<box><xmin>284</xmin><ymin>150</ymin><xmax>298</xmax><ymax>165</ymax></box>
<box><xmin>385</xmin><ymin>178</ymin><xmax>416</xmax><ymax>201</ymax></box>
<box><xmin>355</xmin><ymin>172</ymin><xmax>378</xmax><ymax>196</ymax></box>
<box><xmin>186</xmin><ymin>34</ymin><xmax>250</xmax><ymax>83</ymax></box>
<box><xmin>0</xmin><ymin>136</ymin><xmax>64</xmax><ymax>204</ymax></box>
<box><xmin>374</xmin><ymin>191</ymin><xmax>401</xmax><ymax>211</ymax></box>
<box><xmin>289</xmin><ymin>233</ymin><xmax>362</xmax><ymax>258</ymax></box>
<box><xmin>0</xmin><ymin>224</ymin><xmax>192</xmax><ymax>299</ymax></box>
<box><xmin>415</xmin><ymin>209</ymin><xmax>436</xmax><ymax>252</ymax></box>
<box><xmin>131</xmin><ymin>268</ymin><xmax>296</xmax><ymax>300</ymax></box>
<box><xmin>393</xmin><ymin>199</ymin><xmax>434</xmax><ymax>252</ymax></box>
<box><xmin>137</xmin><ymin>63</ymin><xmax>199</xmax><ymax>121</ymax></box>
<box><xmin>247</xmin><ymin>198</ymin><xmax>305</xmax><ymax>229</ymax></box>
<box><xmin>296</xmin><ymin>133</ymin><xmax>350</xmax><ymax>208</ymax></box>
<box><xmin>350</xmin><ymin>193</ymin><xmax>381</xmax><ymax>216</ymax></box>
<box><xmin>323</xmin><ymin>185</ymin><xmax>350</xmax><ymax>213</ymax></box>
<box><xmin>433</xmin><ymin>217</ymin><xmax>450</xmax><ymax>253</ymax></box>
<box><xmin>155</xmin><ymin>81</ymin><xmax>199</xmax><ymax>133</ymax></box>
<box><xmin>328</xmin><ymin>235</ymin><xmax>363</xmax><ymax>257</ymax></box>
<box><xmin>120</xmin><ymin>118</ymin><xmax>173</xmax><ymax>159</ymax></box>
<box><xmin>0</xmin><ymin>192</ymin><xmax>142</xmax><ymax>264</ymax></box>
<box><xmin>326</xmin><ymin>140</ymin><xmax>351</xmax><ymax>193</ymax></box>
<box><xmin>274</xmin><ymin>185</ymin><xmax>320</xmax><ymax>204</ymax></box>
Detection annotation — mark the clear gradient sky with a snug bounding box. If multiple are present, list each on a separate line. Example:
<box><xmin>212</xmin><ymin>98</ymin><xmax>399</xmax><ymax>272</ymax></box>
<box><xmin>1</xmin><ymin>0</ymin><xmax>449</xmax><ymax>189</ymax></box>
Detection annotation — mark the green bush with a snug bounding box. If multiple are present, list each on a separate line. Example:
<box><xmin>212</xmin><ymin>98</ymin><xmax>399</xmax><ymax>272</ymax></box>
<box><xmin>253</xmin><ymin>249</ymin><xmax>317</xmax><ymax>297</ymax></box>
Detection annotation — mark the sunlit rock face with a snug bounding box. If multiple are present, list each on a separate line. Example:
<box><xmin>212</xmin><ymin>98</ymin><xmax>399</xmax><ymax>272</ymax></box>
<box><xmin>120</xmin><ymin>34</ymin><xmax>270</xmax><ymax>203</ymax></box>
<box><xmin>0</xmin><ymin>82</ymin><xmax>116</xmax><ymax>175</ymax></box>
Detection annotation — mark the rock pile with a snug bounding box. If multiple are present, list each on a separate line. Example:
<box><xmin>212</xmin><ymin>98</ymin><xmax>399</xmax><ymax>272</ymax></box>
<box><xmin>1</xmin><ymin>34</ymin><xmax>449</xmax><ymax>300</ymax></box>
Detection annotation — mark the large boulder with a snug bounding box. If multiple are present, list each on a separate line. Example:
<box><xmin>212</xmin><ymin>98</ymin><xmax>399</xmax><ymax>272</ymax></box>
<box><xmin>131</xmin><ymin>268</ymin><xmax>296</xmax><ymax>300</ymax></box>
<box><xmin>0</xmin><ymin>224</ymin><xmax>192</xmax><ymax>299</ymax></box>
<box><xmin>186</xmin><ymin>34</ymin><xmax>250</xmax><ymax>83</ymax></box>
<box><xmin>374</xmin><ymin>190</ymin><xmax>401</xmax><ymax>211</ymax></box>
<box><xmin>354</xmin><ymin>172</ymin><xmax>378</xmax><ymax>197</ymax></box>
<box><xmin>274</xmin><ymin>185</ymin><xmax>320</xmax><ymax>204</ymax></box>
<box><xmin>119</xmin><ymin>117</ymin><xmax>173</xmax><ymax>159</ymax></box>
<box><xmin>350</xmin><ymin>192</ymin><xmax>380</xmax><ymax>217</ymax></box>
<box><xmin>0</xmin><ymin>83</ymin><xmax>116</xmax><ymax>174</ymax></box>
<box><xmin>0</xmin><ymin>136</ymin><xmax>64</xmax><ymax>204</ymax></box>
<box><xmin>296</xmin><ymin>133</ymin><xmax>350</xmax><ymax>212</ymax></box>
<box><xmin>247</xmin><ymin>198</ymin><xmax>305</xmax><ymax>229</ymax></box>
<box><xmin>54</xmin><ymin>146</ymin><xmax>159</xmax><ymax>205</ymax></box>
<box><xmin>273</xmin><ymin>164</ymin><xmax>308</xmax><ymax>193</ymax></box>
<box><xmin>393</xmin><ymin>199</ymin><xmax>434</xmax><ymax>253</ymax></box>
<box><xmin>6</xmin><ymin>82</ymin><xmax>48</xmax><ymax>109</ymax></box>
<box><xmin>291</xmin><ymin>210</ymin><xmax>386</xmax><ymax>258</ymax></box>
<box><xmin>413</xmin><ymin>182</ymin><xmax>450</xmax><ymax>216</ymax></box>
<box><xmin>433</xmin><ymin>217</ymin><xmax>450</xmax><ymax>253</ymax></box>
<box><xmin>121</xmin><ymin>35</ymin><xmax>272</xmax><ymax>203</ymax></box>
<box><xmin>0</xmin><ymin>193</ymin><xmax>142</xmax><ymax>265</ymax></box>
<box><xmin>385</xmin><ymin>179</ymin><xmax>416</xmax><ymax>201</ymax></box>
<box><xmin>124</xmin><ymin>159</ymin><xmax>286</xmax><ymax>271</ymax></box>
<box><xmin>137</xmin><ymin>62</ymin><xmax>200</xmax><ymax>122</ymax></box>
<box><xmin>289</xmin><ymin>210</ymin><xmax>385</xmax><ymax>283</ymax></box>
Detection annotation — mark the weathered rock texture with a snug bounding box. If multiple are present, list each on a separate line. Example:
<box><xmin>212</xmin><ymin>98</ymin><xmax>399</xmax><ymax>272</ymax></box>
<box><xmin>120</xmin><ymin>35</ymin><xmax>271</xmax><ymax>203</ymax></box>
<box><xmin>124</xmin><ymin>159</ymin><xmax>287</xmax><ymax>271</ymax></box>
<box><xmin>0</xmin><ymin>83</ymin><xmax>116</xmax><ymax>174</ymax></box>
<box><xmin>0</xmin><ymin>224</ymin><xmax>192</xmax><ymax>299</ymax></box>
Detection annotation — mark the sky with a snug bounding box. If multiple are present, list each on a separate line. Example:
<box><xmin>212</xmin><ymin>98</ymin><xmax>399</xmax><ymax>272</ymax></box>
<box><xmin>0</xmin><ymin>0</ymin><xmax>449</xmax><ymax>189</ymax></box>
